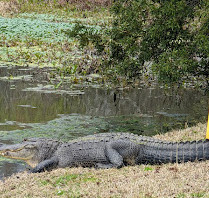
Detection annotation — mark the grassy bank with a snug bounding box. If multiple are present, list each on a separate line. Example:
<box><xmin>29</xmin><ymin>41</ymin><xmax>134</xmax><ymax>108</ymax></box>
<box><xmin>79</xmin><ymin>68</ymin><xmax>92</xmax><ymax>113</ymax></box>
<box><xmin>0</xmin><ymin>123</ymin><xmax>208</xmax><ymax>198</ymax></box>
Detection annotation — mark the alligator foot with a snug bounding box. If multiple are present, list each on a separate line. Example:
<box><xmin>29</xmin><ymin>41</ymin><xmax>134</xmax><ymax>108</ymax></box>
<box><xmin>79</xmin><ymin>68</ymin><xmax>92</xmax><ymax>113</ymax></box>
<box><xmin>95</xmin><ymin>163</ymin><xmax>115</xmax><ymax>169</ymax></box>
<box><xmin>31</xmin><ymin>157</ymin><xmax>59</xmax><ymax>173</ymax></box>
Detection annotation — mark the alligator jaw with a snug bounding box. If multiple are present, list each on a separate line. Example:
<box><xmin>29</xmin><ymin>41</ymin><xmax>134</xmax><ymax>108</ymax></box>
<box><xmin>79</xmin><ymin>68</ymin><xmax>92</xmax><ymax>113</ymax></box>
<box><xmin>1</xmin><ymin>150</ymin><xmax>33</xmax><ymax>161</ymax></box>
<box><xmin>0</xmin><ymin>143</ymin><xmax>36</xmax><ymax>163</ymax></box>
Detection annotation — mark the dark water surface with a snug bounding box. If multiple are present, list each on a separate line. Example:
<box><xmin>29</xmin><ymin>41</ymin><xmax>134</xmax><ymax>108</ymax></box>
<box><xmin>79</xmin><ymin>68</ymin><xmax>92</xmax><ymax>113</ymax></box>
<box><xmin>0</xmin><ymin>65</ymin><xmax>208</xmax><ymax>179</ymax></box>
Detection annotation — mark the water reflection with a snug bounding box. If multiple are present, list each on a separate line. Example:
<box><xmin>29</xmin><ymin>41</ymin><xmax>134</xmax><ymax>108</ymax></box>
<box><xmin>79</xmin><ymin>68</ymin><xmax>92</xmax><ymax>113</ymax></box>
<box><xmin>0</xmin><ymin>80</ymin><xmax>207</xmax><ymax>131</ymax></box>
<box><xmin>0</xmin><ymin>81</ymin><xmax>208</xmax><ymax>123</ymax></box>
<box><xmin>0</xmin><ymin>160</ymin><xmax>26</xmax><ymax>180</ymax></box>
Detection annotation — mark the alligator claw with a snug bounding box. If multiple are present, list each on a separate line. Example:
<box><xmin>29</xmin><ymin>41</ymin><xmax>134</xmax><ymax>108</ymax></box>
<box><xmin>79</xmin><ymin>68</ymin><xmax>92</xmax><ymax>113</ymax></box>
<box><xmin>95</xmin><ymin>163</ymin><xmax>114</xmax><ymax>169</ymax></box>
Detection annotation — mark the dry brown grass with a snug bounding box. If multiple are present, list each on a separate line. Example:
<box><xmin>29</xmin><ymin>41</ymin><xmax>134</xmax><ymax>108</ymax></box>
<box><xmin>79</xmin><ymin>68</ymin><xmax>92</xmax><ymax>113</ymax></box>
<box><xmin>0</xmin><ymin>0</ymin><xmax>20</xmax><ymax>16</ymax></box>
<box><xmin>58</xmin><ymin>0</ymin><xmax>112</xmax><ymax>10</ymax></box>
<box><xmin>22</xmin><ymin>0</ymin><xmax>111</xmax><ymax>10</ymax></box>
<box><xmin>1</xmin><ymin>162</ymin><xmax>209</xmax><ymax>198</ymax></box>
<box><xmin>0</xmin><ymin>123</ymin><xmax>208</xmax><ymax>198</ymax></box>
<box><xmin>0</xmin><ymin>0</ymin><xmax>111</xmax><ymax>15</ymax></box>
<box><xmin>155</xmin><ymin>122</ymin><xmax>206</xmax><ymax>142</ymax></box>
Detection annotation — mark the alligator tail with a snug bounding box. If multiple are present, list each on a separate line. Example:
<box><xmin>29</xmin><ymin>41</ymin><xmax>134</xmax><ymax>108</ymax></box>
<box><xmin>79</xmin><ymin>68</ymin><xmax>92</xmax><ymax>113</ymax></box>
<box><xmin>139</xmin><ymin>139</ymin><xmax>209</xmax><ymax>164</ymax></box>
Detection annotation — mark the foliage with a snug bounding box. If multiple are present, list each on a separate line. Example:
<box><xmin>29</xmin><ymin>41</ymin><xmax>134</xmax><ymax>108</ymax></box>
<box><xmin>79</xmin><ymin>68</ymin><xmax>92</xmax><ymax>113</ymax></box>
<box><xmin>110</xmin><ymin>0</ymin><xmax>209</xmax><ymax>86</ymax></box>
<box><xmin>1</xmin><ymin>0</ymin><xmax>208</xmax><ymax>88</ymax></box>
<box><xmin>66</xmin><ymin>0</ymin><xmax>209</xmax><ymax>88</ymax></box>
<box><xmin>0</xmin><ymin>13</ymin><xmax>74</xmax><ymax>66</ymax></box>
<box><xmin>64</xmin><ymin>22</ymin><xmax>106</xmax><ymax>53</ymax></box>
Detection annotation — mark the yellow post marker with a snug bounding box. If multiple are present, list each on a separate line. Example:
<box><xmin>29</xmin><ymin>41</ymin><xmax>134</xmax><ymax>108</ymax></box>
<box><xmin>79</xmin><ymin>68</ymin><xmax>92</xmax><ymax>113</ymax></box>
<box><xmin>206</xmin><ymin>109</ymin><xmax>209</xmax><ymax>140</ymax></box>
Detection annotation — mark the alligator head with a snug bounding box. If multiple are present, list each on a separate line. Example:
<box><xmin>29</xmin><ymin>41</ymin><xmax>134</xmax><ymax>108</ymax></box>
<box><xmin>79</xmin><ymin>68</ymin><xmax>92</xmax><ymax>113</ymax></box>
<box><xmin>0</xmin><ymin>138</ymin><xmax>60</xmax><ymax>168</ymax></box>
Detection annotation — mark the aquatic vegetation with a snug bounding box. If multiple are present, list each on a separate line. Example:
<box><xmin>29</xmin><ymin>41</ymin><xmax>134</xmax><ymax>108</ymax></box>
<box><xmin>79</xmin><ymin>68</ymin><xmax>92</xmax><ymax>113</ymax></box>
<box><xmin>0</xmin><ymin>75</ymin><xmax>33</xmax><ymax>81</ymax></box>
<box><xmin>0</xmin><ymin>16</ymin><xmax>72</xmax><ymax>42</ymax></box>
<box><xmin>0</xmin><ymin>15</ymin><xmax>100</xmax><ymax>42</ymax></box>
<box><xmin>22</xmin><ymin>84</ymin><xmax>85</xmax><ymax>95</ymax></box>
<box><xmin>0</xmin><ymin>113</ymin><xmax>202</xmax><ymax>144</ymax></box>
<box><xmin>0</xmin><ymin>12</ymin><xmax>104</xmax><ymax>70</ymax></box>
<box><xmin>0</xmin><ymin>114</ymin><xmax>112</xmax><ymax>142</ymax></box>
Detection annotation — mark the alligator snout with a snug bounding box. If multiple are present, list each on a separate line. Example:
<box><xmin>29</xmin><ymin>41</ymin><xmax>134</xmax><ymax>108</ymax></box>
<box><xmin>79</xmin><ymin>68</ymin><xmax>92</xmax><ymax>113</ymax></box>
<box><xmin>3</xmin><ymin>151</ymin><xmax>9</xmax><ymax>156</ymax></box>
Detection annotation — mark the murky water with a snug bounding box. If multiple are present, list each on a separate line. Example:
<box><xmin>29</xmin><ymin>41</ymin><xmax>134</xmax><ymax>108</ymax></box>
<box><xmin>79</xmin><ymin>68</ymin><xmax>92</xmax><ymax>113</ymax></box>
<box><xmin>0</xmin><ymin>65</ymin><xmax>208</xmax><ymax>179</ymax></box>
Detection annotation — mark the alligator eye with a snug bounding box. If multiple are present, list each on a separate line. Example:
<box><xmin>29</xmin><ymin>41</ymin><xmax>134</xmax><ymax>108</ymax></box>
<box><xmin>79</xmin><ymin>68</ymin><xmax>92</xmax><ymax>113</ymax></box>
<box><xmin>23</xmin><ymin>138</ymin><xmax>27</xmax><ymax>142</ymax></box>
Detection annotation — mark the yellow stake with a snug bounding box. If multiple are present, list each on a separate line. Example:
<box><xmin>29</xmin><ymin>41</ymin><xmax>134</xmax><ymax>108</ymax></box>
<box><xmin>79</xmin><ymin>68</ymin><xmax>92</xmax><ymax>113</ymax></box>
<box><xmin>206</xmin><ymin>109</ymin><xmax>209</xmax><ymax>139</ymax></box>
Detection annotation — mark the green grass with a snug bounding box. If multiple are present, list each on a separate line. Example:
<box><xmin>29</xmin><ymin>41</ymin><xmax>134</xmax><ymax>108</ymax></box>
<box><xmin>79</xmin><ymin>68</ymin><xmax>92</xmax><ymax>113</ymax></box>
<box><xmin>190</xmin><ymin>192</ymin><xmax>205</xmax><ymax>198</ymax></box>
<box><xmin>176</xmin><ymin>193</ymin><xmax>186</xmax><ymax>198</ymax></box>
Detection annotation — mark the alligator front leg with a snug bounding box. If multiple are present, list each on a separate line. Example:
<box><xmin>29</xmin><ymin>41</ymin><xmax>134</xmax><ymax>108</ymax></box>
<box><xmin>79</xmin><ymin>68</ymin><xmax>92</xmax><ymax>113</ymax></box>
<box><xmin>31</xmin><ymin>157</ymin><xmax>59</xmax><ymax>173</ymax></box>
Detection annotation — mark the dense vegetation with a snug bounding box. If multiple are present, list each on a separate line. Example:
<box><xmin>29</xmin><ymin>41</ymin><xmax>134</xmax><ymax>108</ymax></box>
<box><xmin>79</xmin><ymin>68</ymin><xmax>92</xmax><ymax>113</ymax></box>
<box><xmin>110</xmin><ymin>0</ymin><xmax>209</xmax><ymax>86</ymax></box>
<box><xmin>67</xmin><ymin>0</ymin><xmax>209</xmax><ymax>88</ymax></box>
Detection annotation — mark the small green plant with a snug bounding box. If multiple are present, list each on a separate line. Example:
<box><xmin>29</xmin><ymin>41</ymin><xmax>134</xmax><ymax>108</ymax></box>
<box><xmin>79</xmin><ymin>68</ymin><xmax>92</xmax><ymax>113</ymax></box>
<box><xmin>144</xmin><ymin>166</ymin><xmax>153</xmax><ymax>171</ymax></box>
<box><xmin>57</xmin><ymin>190</ymin><xmax>65</xmax><ymax>196</ymax></box>
<box><xmin>54</xmin><ymin>80</ymin><xmax>63</xmax><ymax>89</ymax></box>
<box><xmin>176</xmin><ymin>193</ymin><xmax>186</xmax><ymax>198</ymax></box>
<box><xmin>191</xmin><ymin>192</ymin><xmax>205</xmax><ymax>198</ymax></box>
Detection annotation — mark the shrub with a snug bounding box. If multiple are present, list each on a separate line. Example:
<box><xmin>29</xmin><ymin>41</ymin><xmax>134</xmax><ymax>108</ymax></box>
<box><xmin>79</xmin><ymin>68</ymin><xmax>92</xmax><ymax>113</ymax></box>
<box><xmin>110</xmin><ymin>0</ymin><xmax>209</xmax><ymax>87</ymax></box>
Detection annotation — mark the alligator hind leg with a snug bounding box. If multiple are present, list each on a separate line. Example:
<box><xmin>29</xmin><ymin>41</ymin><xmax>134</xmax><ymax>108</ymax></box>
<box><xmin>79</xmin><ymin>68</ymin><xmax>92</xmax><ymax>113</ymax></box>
<box><xmin>96</xmin><ymin>141</ymin><xmax>125</xmax><ymax>169</ymax></box>
<box><xmin>31</xmin><ymin>157</ymin><xmax>59</xmax><ymax>173</ymax></box>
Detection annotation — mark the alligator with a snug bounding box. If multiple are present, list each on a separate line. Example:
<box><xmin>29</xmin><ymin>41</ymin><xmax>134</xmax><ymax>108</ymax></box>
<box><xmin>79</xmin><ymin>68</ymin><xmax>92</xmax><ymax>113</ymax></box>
<box><xmin>0</xmin><ymin>132</ymin><xmax>209</xmax><ymax>173</ymax></box>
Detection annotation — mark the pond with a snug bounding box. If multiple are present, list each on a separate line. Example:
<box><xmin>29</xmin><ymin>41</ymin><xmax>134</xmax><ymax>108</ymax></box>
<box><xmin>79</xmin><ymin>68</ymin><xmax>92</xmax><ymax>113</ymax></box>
<box><xmin>0</xmin><ymin>65</ymin><xmax>208</xmax><ymax>179</ymax></box>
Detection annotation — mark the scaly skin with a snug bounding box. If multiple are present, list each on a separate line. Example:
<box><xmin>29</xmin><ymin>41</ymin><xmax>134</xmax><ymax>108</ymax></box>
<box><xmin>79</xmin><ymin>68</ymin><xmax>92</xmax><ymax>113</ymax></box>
<box><xmin>0</xmin><ymin>133</ymin><xmax>209</xmax><ymax>173</ymax></box>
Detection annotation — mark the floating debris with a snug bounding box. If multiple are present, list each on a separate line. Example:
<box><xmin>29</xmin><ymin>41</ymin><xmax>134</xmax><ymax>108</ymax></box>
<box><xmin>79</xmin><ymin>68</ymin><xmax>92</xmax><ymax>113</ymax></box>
<box><xmin>17</xmin><ymin>105</ymin><xmax>37</xmax><ymax>109</ymax></box>
<box><xmin>22</xmin><ymin>84</ymin><xmax>85</xmax><ymax>95</ymax></box>
<box><xmin>0</xmin><ymin>75</ymin><xmax>33</xmax><ymax>81</ymax></box>
<box><xmin>156</xmin><ymin>112</ymin><xmax>189</xmax><ymax>118</ymax></box>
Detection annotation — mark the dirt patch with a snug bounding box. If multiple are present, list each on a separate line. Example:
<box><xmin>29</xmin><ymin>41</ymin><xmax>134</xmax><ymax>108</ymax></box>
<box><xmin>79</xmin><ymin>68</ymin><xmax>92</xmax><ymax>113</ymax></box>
<box><xmin>0</xmin><ymin>0</ymin><xmax>19</xmax><ymax>16</ymax></box>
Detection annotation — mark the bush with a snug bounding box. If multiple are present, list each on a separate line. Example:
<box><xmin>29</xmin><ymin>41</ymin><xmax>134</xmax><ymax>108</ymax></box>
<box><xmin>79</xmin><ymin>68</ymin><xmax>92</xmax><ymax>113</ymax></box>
<box><xmin>110</xmin><ymin>0</ymin><xmax>209</xmax><ymax>87</ymax></box>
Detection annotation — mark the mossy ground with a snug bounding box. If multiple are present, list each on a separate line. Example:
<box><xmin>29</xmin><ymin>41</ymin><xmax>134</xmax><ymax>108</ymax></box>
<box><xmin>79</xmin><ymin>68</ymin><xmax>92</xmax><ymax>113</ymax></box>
<box><xmin>0</xmin><ymin>123</ymin><xmax>208</xmax><ymax>198</ymax></box>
